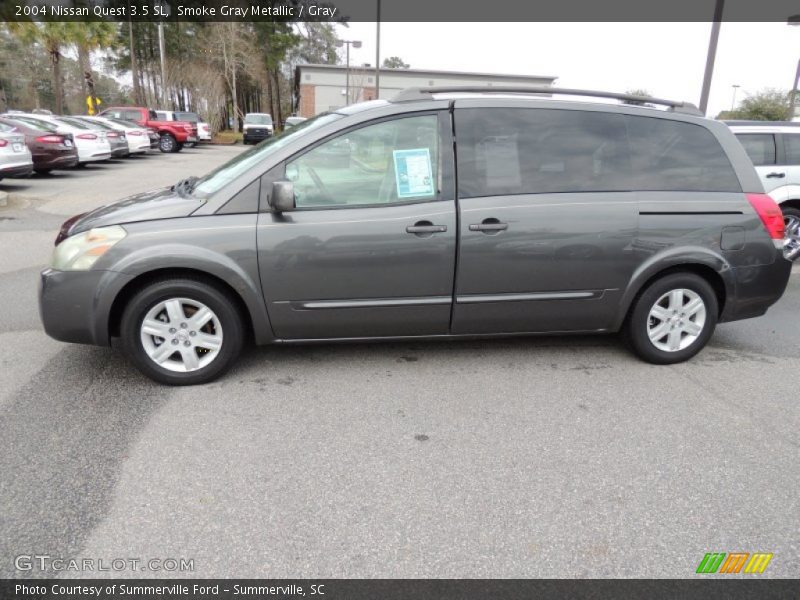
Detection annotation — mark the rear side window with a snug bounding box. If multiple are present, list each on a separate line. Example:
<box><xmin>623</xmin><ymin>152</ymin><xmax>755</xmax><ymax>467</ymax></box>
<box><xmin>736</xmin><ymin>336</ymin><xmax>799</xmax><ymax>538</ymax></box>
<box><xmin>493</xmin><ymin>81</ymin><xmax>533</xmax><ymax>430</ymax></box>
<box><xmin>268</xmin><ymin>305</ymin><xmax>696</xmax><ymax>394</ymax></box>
<box><xmin>736</xmin><ymin>133</ymin><xmax>776</xmax><ymax>166</ymax></box>
<box><xmin>456</xmin><ymin>108</ymin><xmax>741</xmax><ymax>198</ymax></box>
<box><xmin>626</xmin><ymin>116</ymin><xmax>740</xmax><ymax>192</ymax></box>
<box><xmin>784</xmin><ymin>133</ymin><xmax>800</xmax><ymax>165</ymax></box>
<box><xmin>456</xmin><ymin>108</ymin><xmax>630</xmax><ymax>198</ymax></box>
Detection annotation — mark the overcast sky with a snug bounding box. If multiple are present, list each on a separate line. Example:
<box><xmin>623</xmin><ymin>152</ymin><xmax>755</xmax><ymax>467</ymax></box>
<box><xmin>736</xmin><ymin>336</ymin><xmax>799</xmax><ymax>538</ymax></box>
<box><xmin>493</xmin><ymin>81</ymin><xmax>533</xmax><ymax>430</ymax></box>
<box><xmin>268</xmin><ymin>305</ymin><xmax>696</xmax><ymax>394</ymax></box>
<box><xmin>334</xmin><ymin>22</ymin><xmax>800</xmax><ymax>117</ymax></box>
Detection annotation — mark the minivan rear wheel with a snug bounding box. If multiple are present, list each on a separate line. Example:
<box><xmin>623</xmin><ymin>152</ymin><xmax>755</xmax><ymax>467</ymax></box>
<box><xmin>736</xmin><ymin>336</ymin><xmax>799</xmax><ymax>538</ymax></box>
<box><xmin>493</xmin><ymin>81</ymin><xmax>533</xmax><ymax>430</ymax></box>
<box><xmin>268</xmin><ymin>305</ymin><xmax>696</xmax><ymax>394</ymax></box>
<box><xmin>120</xmin><ymin>278</ymin><xmax>244</xmax><ymax>385</ymax></box>
<box><xmin>625</xmin><ymin>272</ymin><xmax>718</xmax><ymax>364</ymax></box>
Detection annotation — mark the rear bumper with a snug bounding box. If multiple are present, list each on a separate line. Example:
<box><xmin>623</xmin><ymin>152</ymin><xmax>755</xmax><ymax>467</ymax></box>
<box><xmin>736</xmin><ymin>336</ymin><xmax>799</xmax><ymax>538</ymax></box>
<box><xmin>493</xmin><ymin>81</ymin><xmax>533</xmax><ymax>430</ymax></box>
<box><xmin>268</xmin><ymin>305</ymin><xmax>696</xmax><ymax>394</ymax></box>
<box><xmin>0</xmin><ymin>162</ymin><xmax>33</xmax><ymax>177</ymax></box>
<box><xmin>720</xmin><ymin>255</ymin><xmax>793</xmax><ymax>322</ymax></box>
<box><xmin>33</xmin><ymin>152</ymin><xmax>79</xmax><ymax>170</ymax></box>
<box><xmin>39</xmin><ymin>268</ymin><xmax>133</xmax><ymax>346</ymax></box>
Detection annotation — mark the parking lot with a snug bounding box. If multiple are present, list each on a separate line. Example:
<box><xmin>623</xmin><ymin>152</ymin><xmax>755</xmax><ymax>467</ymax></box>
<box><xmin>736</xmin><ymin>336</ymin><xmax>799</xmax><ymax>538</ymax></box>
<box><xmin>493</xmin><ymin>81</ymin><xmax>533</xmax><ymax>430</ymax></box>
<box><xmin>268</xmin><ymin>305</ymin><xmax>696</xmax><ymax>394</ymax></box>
<box><xmin>0</xmin><ymin>145</ymin><xmax>798</xmax><ymax>578</ymax></box>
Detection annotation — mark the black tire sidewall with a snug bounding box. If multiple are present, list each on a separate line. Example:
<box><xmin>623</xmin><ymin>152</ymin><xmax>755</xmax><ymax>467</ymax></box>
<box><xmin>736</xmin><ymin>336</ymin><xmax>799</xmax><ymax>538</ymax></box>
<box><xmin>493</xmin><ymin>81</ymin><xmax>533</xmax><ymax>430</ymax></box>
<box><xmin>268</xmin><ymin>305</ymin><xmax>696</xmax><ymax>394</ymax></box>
<box><xmin>159</xmin><ymin>134</ymin><xmax>176</xmax><ymax>153</ymax></box>
<box><xmin>120</xmin><ymin>279</ymin><xmax>244</xmax><ymax>385</ymax></box>
<box><xmin>627</xmin><ymin>272</ymin><xmax>719</xmax><ymax>364</ymax></box>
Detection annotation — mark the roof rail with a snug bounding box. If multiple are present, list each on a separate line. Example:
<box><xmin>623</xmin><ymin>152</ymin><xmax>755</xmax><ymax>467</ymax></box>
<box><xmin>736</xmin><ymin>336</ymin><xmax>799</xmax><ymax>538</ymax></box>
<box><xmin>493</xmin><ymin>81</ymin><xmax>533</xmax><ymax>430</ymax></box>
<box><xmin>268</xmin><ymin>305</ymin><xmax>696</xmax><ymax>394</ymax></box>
<box><xmin>723</xmin><ymin>120</ymin><xmax>800</xmax><ymax>127</ymax></box>
<box><xmin>392</xmin><ymin>86</ymin><xmax>702</xmax><ymax>115</ymax></box>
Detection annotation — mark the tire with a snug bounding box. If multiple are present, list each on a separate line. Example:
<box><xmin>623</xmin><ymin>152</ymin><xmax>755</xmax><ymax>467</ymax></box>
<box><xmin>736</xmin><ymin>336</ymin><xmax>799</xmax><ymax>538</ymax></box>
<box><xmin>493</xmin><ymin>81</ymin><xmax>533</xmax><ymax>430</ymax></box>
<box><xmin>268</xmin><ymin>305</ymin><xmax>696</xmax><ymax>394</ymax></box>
<box><xmin>625</xmin><ymin>272</ymin><xmax>718</xmax><ymax>364</ymax></box>
<box><xmin>120</xmin><ymin>277</ymin><xmax>245</xmax><ymax>385</ymax></box>
<box><xmin>34</xmin><ymin>168</ymin><xmax>52</xmax><ymax>175</ymax></box>
<box><xmin>782</xmin><ymin>206</ymin><xmax>800</xmax><ymax>262</ymax></box>
<box><xmin>159</xmin><ymin>133</ymin><xmax>177</xmax><ymax>153</ymax></box>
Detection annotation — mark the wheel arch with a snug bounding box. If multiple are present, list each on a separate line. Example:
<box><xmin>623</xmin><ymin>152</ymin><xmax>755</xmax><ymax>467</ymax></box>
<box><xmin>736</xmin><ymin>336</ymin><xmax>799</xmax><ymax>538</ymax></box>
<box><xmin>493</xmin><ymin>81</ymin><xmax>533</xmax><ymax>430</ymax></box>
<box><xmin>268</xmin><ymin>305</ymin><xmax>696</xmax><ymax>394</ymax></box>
<box><xmin>107</xmin><ymin>267</ymin><xmax>272</xmax><ymax>345</ymax></box>
<box><xmin>613</xmin><ymin>252</ymin><xmax>733</xmax><ymax>331</ymax></box>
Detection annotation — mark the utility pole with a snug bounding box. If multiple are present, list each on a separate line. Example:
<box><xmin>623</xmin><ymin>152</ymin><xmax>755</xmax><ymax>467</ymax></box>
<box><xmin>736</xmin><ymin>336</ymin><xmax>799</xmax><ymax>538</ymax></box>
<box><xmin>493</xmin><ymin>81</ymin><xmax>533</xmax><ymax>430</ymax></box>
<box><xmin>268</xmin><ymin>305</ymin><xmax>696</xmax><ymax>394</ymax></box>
<box><xmin>158</xmin><ymin>20</ymin><xmax>167</xmax><ymax>107</ymax></box>
<box><xmin>699</xmin><ymin>0</ymin><xmax>724</xmax><ymax>115</ymax></box>
<box><xmin>375</xmin><ymin>0</ymin><xmax>381</xmax><ymax>99</ymax></box>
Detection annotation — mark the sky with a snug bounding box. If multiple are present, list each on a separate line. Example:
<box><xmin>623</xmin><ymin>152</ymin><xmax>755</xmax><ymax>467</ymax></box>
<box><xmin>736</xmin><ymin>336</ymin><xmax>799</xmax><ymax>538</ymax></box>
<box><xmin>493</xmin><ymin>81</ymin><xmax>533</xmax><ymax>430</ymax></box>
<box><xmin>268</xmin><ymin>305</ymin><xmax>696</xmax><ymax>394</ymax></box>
<box><xmin>333</xmin><ymin>22</ymin><xmax>800</xmax><ymax>117</ymax></box>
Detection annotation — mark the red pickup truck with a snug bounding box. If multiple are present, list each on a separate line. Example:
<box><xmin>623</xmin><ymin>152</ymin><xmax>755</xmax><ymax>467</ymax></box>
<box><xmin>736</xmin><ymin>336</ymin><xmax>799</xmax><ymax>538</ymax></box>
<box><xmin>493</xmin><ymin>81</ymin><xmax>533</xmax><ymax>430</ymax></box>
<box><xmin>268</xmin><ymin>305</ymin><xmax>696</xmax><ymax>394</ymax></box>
<box><xmin>98</xmin><ymin>106</ymin><xmax>198</xmax><ymax>153</ymax></box>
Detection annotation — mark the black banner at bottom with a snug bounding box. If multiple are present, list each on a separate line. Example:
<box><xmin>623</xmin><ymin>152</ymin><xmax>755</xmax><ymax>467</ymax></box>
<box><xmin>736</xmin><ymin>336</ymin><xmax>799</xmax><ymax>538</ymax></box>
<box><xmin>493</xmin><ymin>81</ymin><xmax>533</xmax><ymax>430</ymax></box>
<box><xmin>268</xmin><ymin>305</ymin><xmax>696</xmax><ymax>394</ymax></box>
<box><xmin>1</xmin><ymin>579</ymin><xmax>798</xmax><ymax>600</ymax></box>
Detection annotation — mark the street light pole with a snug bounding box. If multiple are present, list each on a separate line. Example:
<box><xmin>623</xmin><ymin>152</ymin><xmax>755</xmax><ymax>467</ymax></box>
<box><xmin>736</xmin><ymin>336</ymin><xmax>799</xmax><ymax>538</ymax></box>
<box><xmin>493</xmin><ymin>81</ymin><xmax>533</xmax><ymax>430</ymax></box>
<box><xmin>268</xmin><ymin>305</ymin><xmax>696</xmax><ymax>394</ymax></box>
<box><xmin>336</xmin><ymin>39</ymin><xmax>362</xmax><ymax>105</ymax></box>
<box><xmin>375</xmin><ymin>0</ymin><xmax>381</xmax><ymax>99</ymax></box>
<box><xmin>158</xmin><ymin>21</ymin><xmax>167</xmax><ymax>107</ymax></box>
<box><xmin>731</xmin><ymin>84</ymin><xmax>740</xmax><ymax>111</ymax></box>
<box><xmin>789</xmin><ymin>15</ymin><xmax>800</xmax><ymax>119</ymax></box>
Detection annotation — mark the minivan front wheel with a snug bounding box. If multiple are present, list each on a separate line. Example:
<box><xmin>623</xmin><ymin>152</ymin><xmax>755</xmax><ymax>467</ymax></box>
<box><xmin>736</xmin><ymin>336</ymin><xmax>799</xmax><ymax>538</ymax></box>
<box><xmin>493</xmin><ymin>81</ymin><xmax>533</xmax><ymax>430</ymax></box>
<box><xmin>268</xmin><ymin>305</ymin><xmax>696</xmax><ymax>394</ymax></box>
<box><xmin>626</xmin><ymin>272</ymin><xmax>718</xmax><ymax>364</ymax></box>
<box><xmin>120</xmin><ymin>278</ymin><xmax>244</xmax><ymax>385</ymax></box>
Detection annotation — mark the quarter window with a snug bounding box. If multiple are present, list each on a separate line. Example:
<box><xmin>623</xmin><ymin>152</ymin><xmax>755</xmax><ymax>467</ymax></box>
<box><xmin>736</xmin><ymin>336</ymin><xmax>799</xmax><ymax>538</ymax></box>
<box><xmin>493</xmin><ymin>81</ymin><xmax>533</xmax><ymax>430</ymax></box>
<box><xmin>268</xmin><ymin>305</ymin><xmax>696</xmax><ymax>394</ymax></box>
<box><xmin>286</xmin><ymin>115</ymin><xmax>440</xmax><ymax>208</ymax></box>
<box><xmin>784</xmin><ymin>133</ymin><xmax>800</xmax><ymax>165</ymax></box>
<box><xmin>736</xmin><ymin>133</ymin><xmax>776</xmax><ymax>166</ymax></box>
<box><xmin>626</xmin><ymin>116</ymin><xmax>740</xmax><ymax>192</ymax></box>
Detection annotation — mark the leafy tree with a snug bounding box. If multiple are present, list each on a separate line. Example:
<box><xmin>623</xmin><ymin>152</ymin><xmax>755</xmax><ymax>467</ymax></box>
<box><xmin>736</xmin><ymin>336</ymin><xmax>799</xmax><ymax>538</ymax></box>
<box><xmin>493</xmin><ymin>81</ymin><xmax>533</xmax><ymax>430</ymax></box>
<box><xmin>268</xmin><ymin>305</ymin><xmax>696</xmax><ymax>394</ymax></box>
<box><xmin>6</xmin><ymin>22</ymin><xmax>82</xmax><ymax>114</ymax></box>
<box><xmin>382</xmin><ymin>56</ymin><xmax>410</xmax><ymax>69</ymax></box>
<box><xmin>725</xmin><ymin>88</ymin><xmax>791</xmax><ymax>121</ymax></box>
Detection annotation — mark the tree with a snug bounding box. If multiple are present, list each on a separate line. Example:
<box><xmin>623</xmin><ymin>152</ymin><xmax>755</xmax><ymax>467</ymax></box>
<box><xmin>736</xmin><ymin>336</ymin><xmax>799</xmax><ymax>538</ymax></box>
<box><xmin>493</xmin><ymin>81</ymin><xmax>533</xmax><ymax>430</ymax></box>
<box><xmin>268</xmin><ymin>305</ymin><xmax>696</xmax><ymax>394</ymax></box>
<box><xmin>6</xmin><ymin>22</ymin><xmax>81</xmax><ymax>114</ymax></box>
<box><xmin>622</xmin><ymin>89</ymin><xmax>653</xmax><ymax>106</ymax></box>
<box><xmin>725</xmin><ymin>88</ymin><xmax>791</xmax><ymax>121</ymax></box>
<box><xmin>382</xmin><ymin>56</ymin><xmax>410</xmax><ymax>69</ymax></box>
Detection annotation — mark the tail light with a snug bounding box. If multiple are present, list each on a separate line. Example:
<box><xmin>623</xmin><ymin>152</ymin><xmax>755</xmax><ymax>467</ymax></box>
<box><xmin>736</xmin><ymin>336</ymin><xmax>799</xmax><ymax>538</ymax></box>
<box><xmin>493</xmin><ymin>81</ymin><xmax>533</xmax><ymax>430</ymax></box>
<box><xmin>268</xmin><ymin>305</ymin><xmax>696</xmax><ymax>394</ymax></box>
<box><xmin>127</xmin><ymin>130</ymin><xmax>143</xmax><ymax>136</ymax></box>
<box><xmin>107</xmin><ymin>132</ymin><xmax>120</xmax><ymax>138</ymax></box>
<box><xmin>76</xmin><ymin>133</ymin><xmax>98</xmax><ymax>140</ymax></box>
<box><xmin>746</xmin><ymin>193</ymin><xmax>784</xmax><ymax>247</ymax></box>
<box><xmin>0</xmin><ymin>139</ymin><xmax>7</xmax><ymax>147</ymax></box>
<box><xmin>35</xmin><ymin>135</ymin><xmax>64</xmax><ymax>144</ymax></box>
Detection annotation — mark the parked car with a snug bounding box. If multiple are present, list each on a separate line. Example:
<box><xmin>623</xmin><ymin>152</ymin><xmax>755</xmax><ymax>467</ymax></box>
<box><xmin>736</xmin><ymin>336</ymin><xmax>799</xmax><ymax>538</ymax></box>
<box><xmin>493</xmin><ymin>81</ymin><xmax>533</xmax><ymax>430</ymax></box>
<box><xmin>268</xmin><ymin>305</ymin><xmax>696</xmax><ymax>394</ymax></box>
<box><xmin>284</xmin><ymin>116</ymin><xmax>307</xmax><ymax>128</ymax></box>
<box><xmin>197</xmin><ymin>120</ymin><xmax>212</xmax><ymax>142</ymax></box>
<box><xmin>155</xmin><ymin>110</ymin><xmax>202</xmax><ymax>147</ymax></box>
<box><xmin>57</xmin><ymin>116</ymin><xmax>129</xmax><ymax>158</ymax></box>
<box><xmin>74</xmin><ymin>116</ymin><xmax>152</xmax><ymax>155</ymax></box>
<box><xmin>242</xmin><ymin>112</ymin><xmax>273</xmax><ymax>144</ymax></box>
<box><xmin>727</xmin><ymin>120</ymin><xmax>800</xmax><ymax>260</ymax></box>
<box><xmin>0</xmin><ymin>123</ymin><xmax>34</xmax><ymax>180</ymax></box>
<box><xmin>0</xmin><ymin>116</ymin><xmax>78</xmax><ymax>174</ymax></box>
<box><xmin>5</xmin><ymin>114</ymin><xmax>111</xmax><ymax>165</ymax></box>
<box><xmin>98</xmin><ymin>106</ymin><xmax>196</xmax><ymax>153</ymax></box>
<box><xmin>39</xmin><ymin>87</ymin><xmax>792</xmax><ymax>385</ymax></box>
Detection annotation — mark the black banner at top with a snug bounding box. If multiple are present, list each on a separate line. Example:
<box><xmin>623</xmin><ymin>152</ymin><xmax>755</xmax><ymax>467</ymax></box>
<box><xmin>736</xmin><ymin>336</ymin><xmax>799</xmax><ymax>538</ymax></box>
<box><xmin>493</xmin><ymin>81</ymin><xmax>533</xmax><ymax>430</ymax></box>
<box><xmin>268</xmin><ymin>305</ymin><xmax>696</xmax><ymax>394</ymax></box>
<box><xmin>1</xmin><ymin>0</ymin><xmax>800</xmax><ymax>22</ymax></box>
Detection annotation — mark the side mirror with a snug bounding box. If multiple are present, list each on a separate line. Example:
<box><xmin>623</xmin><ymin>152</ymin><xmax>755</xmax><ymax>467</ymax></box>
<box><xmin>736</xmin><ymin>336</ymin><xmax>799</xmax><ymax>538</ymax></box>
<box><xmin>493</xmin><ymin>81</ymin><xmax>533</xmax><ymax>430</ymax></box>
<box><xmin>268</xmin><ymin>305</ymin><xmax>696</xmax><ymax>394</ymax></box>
<box><xmin>270</xmin><ymin>180</ymin><xmax>295</xmax><ymax>212</ymax></box>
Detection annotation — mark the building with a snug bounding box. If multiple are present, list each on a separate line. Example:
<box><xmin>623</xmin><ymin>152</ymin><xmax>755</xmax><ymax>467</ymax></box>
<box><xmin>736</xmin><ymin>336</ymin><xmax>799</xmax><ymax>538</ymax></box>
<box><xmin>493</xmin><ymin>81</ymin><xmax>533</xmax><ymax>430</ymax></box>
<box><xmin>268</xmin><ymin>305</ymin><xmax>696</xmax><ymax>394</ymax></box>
<box><xmin>294</xmin><ymin>64</ymin><xmax>557</xmax><ymax>118</ymax></box>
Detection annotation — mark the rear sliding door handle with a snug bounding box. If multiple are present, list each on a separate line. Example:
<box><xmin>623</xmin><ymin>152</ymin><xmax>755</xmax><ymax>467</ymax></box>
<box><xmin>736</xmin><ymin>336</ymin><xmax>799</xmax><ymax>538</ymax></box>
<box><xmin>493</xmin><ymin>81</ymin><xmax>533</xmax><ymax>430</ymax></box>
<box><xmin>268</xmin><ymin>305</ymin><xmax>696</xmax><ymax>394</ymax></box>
<box><xmin>469</xmin><ymin>219</ymin><xmax>508</xmax><ymax>232</ymax></box>
<box><xmin>765</xmin><ymin>172</ymin><xmax>786</xmax><ymax>178</ymax></box>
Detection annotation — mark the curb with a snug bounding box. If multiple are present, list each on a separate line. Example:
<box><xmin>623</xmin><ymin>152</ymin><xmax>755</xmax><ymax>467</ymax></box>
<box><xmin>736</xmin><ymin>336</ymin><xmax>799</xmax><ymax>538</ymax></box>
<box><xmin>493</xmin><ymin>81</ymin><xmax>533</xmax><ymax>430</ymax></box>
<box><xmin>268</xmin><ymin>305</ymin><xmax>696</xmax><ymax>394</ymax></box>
<box><xmin>0</xmin><ymin>190</ymin><xmax>7</xmax><ymax>208</ymax></box>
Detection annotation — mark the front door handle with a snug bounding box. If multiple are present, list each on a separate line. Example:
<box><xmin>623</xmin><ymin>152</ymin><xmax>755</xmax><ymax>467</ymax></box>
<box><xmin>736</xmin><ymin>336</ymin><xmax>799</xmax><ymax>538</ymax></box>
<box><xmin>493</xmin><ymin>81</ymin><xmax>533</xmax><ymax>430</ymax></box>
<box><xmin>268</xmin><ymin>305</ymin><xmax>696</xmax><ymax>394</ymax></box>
<box><xmin>469</xmin><ymin>218</ymin><xmax>509</xmax><ymax>233</ymax></box>
<box><xmin>406</xmin><ymin>221</ymin><xmax>447</xmax><ymax>235</ymax></box>
<box><xmin>766</xmin><ymin>172</ymin><xmax>786</xmax><ymax>178</ymax></box>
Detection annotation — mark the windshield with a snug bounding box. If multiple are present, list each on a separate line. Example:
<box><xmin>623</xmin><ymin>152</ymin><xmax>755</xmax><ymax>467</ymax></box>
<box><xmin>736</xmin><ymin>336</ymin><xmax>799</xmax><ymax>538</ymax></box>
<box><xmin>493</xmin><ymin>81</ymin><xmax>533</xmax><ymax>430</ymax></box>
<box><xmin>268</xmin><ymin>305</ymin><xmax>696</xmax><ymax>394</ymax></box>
<box><xmin>245</xmin><ymin>114</ymin><xmax>272</xmax><ymax>125</ymax></box>
<box><xmin>193</xmin><ymin>113</ymin><xmax>341</xmax><ymax>197</ymax></box>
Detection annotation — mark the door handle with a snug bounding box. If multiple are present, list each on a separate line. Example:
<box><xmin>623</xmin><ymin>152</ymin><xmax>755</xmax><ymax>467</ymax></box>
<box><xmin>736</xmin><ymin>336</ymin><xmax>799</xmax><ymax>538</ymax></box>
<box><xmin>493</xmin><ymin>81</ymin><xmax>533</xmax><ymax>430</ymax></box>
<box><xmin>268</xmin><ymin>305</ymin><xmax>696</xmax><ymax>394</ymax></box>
<box><xmin>469</xmin><ymin>218</ymin><xmax>508</xmax><ymax>233</ymax></box>
<box><xmin>766</xmin><ymin>172</ymin><xmax>786</xmax><ymax>178</ymax></box>
<box><xmin>406</xmin><ymin>221</ymin><xmax>447</xmax><ymax>235</ymax></box>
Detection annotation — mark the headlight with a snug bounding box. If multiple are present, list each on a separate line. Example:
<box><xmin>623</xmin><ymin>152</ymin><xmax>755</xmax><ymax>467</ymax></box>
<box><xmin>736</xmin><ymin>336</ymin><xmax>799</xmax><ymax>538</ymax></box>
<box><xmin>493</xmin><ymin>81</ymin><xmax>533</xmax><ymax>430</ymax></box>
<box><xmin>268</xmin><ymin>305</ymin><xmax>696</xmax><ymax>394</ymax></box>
<box><xmin>51</xmin><ymin>225</ymin><xmax>127</xmax><ymax>271</ymax></box>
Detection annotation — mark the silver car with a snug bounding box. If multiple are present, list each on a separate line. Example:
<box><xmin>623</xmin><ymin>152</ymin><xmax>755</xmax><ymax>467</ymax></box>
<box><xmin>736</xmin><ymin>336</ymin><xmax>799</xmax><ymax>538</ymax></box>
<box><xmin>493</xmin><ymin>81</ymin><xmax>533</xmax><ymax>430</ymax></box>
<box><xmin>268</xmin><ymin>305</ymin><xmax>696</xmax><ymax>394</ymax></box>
<box><xmin>0</xmin><ymin>123</ymin><xmax>34</xmax><ymax>180</ymax></box>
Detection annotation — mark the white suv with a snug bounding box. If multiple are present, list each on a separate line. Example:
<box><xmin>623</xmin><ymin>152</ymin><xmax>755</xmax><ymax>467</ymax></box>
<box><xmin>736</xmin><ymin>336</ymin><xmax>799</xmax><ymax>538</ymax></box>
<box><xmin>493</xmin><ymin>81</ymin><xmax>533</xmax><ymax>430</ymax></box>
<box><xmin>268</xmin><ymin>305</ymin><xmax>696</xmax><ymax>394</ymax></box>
<box><xmin>728</xmin><ymin>121</ymin><xmax>800</xmax><ymax>260</ymax></box>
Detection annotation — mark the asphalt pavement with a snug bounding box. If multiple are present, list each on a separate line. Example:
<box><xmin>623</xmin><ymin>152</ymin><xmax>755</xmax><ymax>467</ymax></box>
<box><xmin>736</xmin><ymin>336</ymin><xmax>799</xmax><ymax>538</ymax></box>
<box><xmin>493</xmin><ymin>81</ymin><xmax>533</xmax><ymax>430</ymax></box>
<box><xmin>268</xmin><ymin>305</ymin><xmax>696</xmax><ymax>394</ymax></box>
<box><xmin>0</xmin><ymin>146</ymin><xmax>798</xmax><ymax>579</ymax></box>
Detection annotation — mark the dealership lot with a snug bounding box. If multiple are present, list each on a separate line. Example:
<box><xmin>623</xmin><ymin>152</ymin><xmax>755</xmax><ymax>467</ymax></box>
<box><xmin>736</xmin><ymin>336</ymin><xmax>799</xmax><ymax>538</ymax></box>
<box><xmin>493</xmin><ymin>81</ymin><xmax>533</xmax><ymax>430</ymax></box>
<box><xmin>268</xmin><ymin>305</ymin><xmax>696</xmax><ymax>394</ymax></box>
<box><xmin>0</xmin><ymin>145</ymin><xmax>798</xmax><ymax>578</ymax></box>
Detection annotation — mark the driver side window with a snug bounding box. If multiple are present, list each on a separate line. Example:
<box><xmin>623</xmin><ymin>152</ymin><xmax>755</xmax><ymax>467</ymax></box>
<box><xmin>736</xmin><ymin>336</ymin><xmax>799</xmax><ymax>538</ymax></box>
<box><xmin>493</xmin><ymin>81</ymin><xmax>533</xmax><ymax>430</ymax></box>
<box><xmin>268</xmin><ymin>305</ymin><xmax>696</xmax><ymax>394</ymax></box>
<box><xmin>286</xmin><ymin>115</ymin><xmax>440</xmax><ymax>208</ymax></box>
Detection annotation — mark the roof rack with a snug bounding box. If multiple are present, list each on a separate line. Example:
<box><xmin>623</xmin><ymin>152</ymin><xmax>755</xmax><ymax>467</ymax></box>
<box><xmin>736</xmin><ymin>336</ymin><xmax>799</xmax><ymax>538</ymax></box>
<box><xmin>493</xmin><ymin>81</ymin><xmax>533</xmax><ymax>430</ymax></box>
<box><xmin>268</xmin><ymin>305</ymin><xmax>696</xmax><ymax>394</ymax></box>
<box><xmin>392</xmin><ymin>86</ymin><xmax>702</xmax><ymax>116</ymax></box>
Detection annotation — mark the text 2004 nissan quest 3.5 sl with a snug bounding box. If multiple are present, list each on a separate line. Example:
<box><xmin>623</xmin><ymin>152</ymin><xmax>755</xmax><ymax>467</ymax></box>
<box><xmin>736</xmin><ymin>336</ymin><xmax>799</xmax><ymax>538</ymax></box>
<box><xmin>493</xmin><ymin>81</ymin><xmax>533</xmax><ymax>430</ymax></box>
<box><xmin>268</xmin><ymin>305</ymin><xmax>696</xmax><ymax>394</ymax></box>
<box><xmin>39</xmin><ymin>87</ymin><xmax>792</xmax><ymax>385</ymax></box>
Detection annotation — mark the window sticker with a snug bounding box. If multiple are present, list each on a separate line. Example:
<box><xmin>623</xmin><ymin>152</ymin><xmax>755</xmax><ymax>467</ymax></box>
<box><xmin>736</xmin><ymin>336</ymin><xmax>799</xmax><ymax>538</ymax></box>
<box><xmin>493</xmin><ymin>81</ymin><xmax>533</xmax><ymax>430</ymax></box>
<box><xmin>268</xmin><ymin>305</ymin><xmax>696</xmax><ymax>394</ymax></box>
<box><xmin>393</xmin><ymin>148</ymin><xmax>435</xmax><ymax>198</ymax></box>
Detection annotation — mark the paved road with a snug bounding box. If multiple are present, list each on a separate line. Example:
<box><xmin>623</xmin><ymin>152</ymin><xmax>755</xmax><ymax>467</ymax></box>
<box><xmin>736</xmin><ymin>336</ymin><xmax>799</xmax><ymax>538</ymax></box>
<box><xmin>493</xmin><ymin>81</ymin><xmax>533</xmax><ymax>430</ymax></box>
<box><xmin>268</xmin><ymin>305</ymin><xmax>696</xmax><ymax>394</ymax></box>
<box><xmin>1</xmin><ymin>147</ymin><xmax>798</xmax><ymax>579</ymax></box>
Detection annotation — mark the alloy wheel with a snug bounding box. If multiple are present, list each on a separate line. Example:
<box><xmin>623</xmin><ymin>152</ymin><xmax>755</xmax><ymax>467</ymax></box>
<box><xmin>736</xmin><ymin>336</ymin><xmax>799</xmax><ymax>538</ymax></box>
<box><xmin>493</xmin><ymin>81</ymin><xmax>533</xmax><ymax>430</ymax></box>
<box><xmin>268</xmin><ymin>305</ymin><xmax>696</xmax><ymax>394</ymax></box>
<box><xmin>139</xmin><ymin>297</ymin><xmax>223</xmax><ymax>372</ymax></box>
<box><xmin>646</xmin><ymin>288</ymin><xmax>706</xmax><ymax>352</ymax></box>
<box><xmin>784</xmin><ymin>213</ymin><xmax>800</xmax><ymax>261</ymax></box>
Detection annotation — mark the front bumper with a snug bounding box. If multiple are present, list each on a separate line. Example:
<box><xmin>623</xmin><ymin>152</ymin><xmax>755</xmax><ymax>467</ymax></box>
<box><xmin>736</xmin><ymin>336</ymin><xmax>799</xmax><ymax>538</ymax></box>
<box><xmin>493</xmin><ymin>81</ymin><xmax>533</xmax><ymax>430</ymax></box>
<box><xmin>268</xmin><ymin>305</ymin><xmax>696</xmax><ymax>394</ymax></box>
<box><xmin>39</xmin><ymin>268</ymin><xmax>133</xmax><ymax>346</ymax></box>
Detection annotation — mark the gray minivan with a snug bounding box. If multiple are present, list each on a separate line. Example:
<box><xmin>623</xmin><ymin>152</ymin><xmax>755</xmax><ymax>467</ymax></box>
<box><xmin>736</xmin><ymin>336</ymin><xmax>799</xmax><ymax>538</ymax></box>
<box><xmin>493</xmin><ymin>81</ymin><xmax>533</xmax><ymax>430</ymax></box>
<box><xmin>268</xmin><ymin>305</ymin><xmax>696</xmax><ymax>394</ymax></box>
<box><xmin>39</xmin><ymin>87</ymin><xmax>792</xmax><ymax>385</ymax></box>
